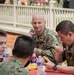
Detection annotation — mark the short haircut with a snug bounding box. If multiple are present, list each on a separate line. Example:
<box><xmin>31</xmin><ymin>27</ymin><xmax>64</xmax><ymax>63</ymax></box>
<box><xmin>12</xmin><ymin>35</ymin><xmax>35</xmax><ymax>58</ymax></box>
<box><xmin>32</xmin><ymin>13</ymin><xmax>45</xmax><ymax>21</ymax></box>
<box><xmin>56</xmin><ymin>20</ymin><xmax>74</xmax><ymax>35</ymax></box>
<box><xmin>0</xmin><ymin>29</ymin><xmax>7</xmax><ymax>37</ymax></box>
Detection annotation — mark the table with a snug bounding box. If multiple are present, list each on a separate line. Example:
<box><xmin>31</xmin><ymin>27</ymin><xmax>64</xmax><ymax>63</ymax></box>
<box><xmin>29</xmin><ymin>70</ymin><xmax>73</xmax><ymax>75</ymax></box>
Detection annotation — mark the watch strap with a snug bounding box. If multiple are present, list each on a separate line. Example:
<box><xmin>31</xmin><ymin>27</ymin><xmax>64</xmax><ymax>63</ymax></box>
<box><xmin>52</xmin><ymin>64</ymin><xmax>57</xmax><ymax>71</ymax></box>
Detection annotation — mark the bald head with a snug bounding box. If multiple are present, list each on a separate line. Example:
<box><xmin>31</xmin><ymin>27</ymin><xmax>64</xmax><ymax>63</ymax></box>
<box><xmin>31</xmin><ymin>13</ymin><xmax>46</xmax><ymax>36</ymax></box>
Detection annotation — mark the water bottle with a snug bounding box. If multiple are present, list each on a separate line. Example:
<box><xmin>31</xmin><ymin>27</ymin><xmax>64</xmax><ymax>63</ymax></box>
<box><xmin>37</xmin><ymin>56</ymin><xmax>43</xmax><ymax>75</ymax></box>
<box><xmin>3</xmin><ymin>47</ymin><xmax>8</xmax><ymax>61</ymax></box>
<box><xmin>40</xmin><ymin>66</ymin><xmax>47</xmax><ymax>75</ymax></box>
<box><xmin>31</xmin><ymin>53</ymin><xmax>37</xmax><ymax>63</ymax></box>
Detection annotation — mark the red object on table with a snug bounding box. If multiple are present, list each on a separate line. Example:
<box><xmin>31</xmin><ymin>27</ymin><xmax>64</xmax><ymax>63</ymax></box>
<box><xmin>29</xmin><ymin>70</ymin><xmax>73</xmax><ymax>75</ymax></box>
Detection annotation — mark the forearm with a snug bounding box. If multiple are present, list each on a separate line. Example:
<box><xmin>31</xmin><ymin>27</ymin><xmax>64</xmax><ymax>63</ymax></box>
<box><xmin>36</xmin><ymin>48</ymin><xmax>54</xmax><ymax>58</ymax></box>
<box><xmin>54</xmin><ymin>45</ymin><xmax>65</xmax><ymax>62</ymax></box>
<box><xmin>57</xmin><ymin>65</ymin><xmax>74</xmax><ymax>73</ymax></box>
<box><xmin>55</xmin><ymin>53</ymin><xmax>63</xmax><ymax>62</ymax></box>
<box><xmin>44</xmin><ymin>61</ymin><xmax>74</xmax><ymax>74</ymax></box>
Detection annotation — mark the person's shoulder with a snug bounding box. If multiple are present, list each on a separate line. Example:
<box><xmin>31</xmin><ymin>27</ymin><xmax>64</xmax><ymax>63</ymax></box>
<box><xmin>46</xmin><ymin>28</ymin><xmax>61</xmax><ymax>41</ymax></box>
<box><xmin>0</xmin><ymin>62</ymin><xmax>3</xmax><ymax>67</ymax></box>
<box><xmin>69</xmin><ymin>45</ymin><xmax>74</xmax><ymax>52</ymax></box>
<box><xmin>0</xmin><ymin>61</ymin><xmax>7</xmax><ymax>66</ymax></box>
<box><xmin>15</xmin><ymin>68</ymin><xmax>30</xmax><ymax>75</ymax></box>
<box><xmin>46</xmin><ymin>28</ymin><xmax>57</xmax><ymax>36</ymax></box>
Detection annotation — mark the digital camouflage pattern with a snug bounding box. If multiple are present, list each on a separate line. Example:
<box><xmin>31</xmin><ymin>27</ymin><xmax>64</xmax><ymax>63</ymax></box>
<box><xmin>30</xmin><ymin>27</ymin><xmax>62</xmax><ymax>64</ymax></box>
<box><xmin>0</xmin><ymin>58</ymin><xmax>31</xmax><ymax>75</ymax></box>
<box><xmin>64</xmin><ymin>45</ymin><xmax>74</xmax><ymax>66</ymax></box>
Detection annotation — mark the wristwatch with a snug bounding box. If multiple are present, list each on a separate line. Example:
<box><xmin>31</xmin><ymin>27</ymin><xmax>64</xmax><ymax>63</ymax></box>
<box><xmin>52</xmin><ymin>64</ymin><xmax>57</xmax><ymax>71</ymax></box>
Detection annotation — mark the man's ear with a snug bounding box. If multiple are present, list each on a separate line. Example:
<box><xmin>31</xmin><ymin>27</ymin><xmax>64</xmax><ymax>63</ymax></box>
<box><xmin>68</xmin><ymin>32</ymin><xmax>73</xmax><ymax>37</ymax></box>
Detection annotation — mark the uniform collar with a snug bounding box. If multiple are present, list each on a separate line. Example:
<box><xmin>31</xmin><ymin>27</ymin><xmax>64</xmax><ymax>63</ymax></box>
<box><xmin>10</xmin><ymin>58</ymin><xmax>22</xmax><ymax>66</ymax></box>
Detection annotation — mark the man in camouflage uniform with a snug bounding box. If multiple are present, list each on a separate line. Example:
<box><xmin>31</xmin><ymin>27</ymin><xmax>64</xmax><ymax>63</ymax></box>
<box><xmin>29</xmin><ymin>13</ymin><xmax>62</xmax><ymax>64</ymax></box>
<box><xmin>0</xmin><ymin>29</ymin><xmax>7</xmax><ymax>62</ymax></box>
<box><xmin>44</xmin><ymin>20</ymin><xmax>74</xmax><ymax>73</ymax></box>
<box><xmin>0</xmin><ymin>35</ymin><xmax>35</xmax><ymax>75</ymax></box>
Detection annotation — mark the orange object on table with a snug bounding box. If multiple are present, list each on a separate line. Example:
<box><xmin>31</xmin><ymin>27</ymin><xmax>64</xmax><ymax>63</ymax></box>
<box><xmin>29</xmin><ymin>70</ymin><xmax>73</xmax><ymax>75</ymax></box>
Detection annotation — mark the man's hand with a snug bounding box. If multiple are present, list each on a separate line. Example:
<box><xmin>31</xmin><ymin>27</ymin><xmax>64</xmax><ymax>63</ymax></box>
<box><xmin>43</xmin><ymin>56</ymin><xmax>49</xmax><ymax>63</ymax></box>
<box><xmin>44</xmin><ymin>59</ymin><xmax>54</xmax><ymax>70</ymax></box>
<box><xmin>54</xmin><ymin>46</ymin><xmax>65</xmax><ymax>54</ymax></box>
<box><xmin>28</xmin><ymin>32</ymin><xmax>36</xmax><ymax>37</ymax></box>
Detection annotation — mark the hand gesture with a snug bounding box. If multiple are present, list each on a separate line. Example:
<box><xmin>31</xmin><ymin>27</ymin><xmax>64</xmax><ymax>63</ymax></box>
<box><xmin>28</xmin><ymin>32</ymin><xmax>36</xmax><ymax>37</ymax></box>
<box><xmin>54</xmin><ymin>46</ymin><xmax>65</xmax><ymax>54</ymax></box>
<box><xmin>44</xmin><ymin>59</ymin><xmax>54</xmax><ymax>70</ymax></box>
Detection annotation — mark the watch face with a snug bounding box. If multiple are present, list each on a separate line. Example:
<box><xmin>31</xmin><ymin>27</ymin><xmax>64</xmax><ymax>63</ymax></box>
<box><xmin>53</xmin><ymin>64</ymin><xmax>57</xmax><ymax>71</ymax></box>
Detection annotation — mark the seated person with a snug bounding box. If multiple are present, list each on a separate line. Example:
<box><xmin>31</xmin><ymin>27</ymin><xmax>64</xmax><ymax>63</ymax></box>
<box><xmin>29</xmin><ymin>13</ymin><xmax>62</xmax><ymax>64</ymax></box>
<box><xmin>44</xmin><ymin>20</ymin><xmax>74</xmax><ymax>73</ymax></box>
<box><xmin>0</xmin><ymin>35</ymin><xmax>35</xmax><ymax>75</ymax></box>
<box><xmin>0</xmin><ymin>29</ymin><xmax>7</xmax><ymax>62</ymax></box>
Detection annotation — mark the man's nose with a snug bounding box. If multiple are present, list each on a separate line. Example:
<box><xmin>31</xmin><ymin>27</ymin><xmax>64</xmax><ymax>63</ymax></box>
<box><xmin>35</xmin><ymin>23</ymin><xmax>39</xmax><ymax>27</ymax></box>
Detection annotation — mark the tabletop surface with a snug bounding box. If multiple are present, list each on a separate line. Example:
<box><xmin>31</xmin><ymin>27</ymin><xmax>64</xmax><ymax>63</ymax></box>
<box><xmin>29</xmin><ymin>70</ymin><xmax>73</xmax><ymax>75</ymax></box>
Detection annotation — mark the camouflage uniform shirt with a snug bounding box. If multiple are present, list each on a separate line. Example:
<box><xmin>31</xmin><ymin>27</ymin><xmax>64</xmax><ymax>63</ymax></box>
<box><xmin>0</xmin><ymin>58</ymin><xmax>30</xmax><ymax>75</ymax></box>
<box><xmin>62</xmin><ymin>45</ymin><xmax>74</xmax><ymax>66</ymax></box>
<box><xmin>30</xmin><ymin>28</ymin><xmax>62</xmax><ymax>64</ymax></box>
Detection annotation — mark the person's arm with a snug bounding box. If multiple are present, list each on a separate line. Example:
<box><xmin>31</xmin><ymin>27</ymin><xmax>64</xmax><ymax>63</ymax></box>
<box><xmin>44</xmin><ymin>60</ymin><xmax>74</xmax><ymax>73</ymax></box>
<box><xmin>35</xmin><ymin>33</ymin><xmax>62</xmax><ymax>60</ymax></box>
<box><xmin>55</xmin><ymin>53</ymin><xmax>63</xmax><ymax>63</ymax></box>
<box><xmin>57</xmin><ymin>65</ymin><xmax>74</xmax><ymax>73</ymax></box>
<box><xmin>28</xmin><ymin>29</ymin><xmax>36</xmax><ymax>37</ymax></box>
<box><xmin>54</xmin><ymin>46</ymin><xmax>65</xmax><ymax>62</ymax></box>
<box><xmin>41</xmin><ymin>33</ymin><xmax>62</xmax><ymax>56</ymax></box>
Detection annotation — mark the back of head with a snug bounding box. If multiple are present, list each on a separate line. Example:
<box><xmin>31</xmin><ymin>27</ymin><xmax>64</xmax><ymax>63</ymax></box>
<box><xmin>12</xmin><ymin>35</ymin><xmax>35</xmax><ymax>59</ymax></box>
<box><xmin>56</xmin><ymin>20</ymin><xmax>74</xmax><ymax>35</ymax></box>
<box><xmin>0</xmin><ymin>29</ymin><xmax>7</xmax><ymax>37</ymax></box>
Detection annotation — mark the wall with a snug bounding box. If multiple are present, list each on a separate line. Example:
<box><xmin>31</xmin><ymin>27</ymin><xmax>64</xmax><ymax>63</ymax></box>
<box><xmin>6</xmin><ymin>32</ymin><xmax>19</xmax><ymax>53</ymax></box>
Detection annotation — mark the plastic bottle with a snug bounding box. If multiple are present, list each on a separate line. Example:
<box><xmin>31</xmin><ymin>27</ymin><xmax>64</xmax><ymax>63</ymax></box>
<box><xmin>3</xmin><ymin>47</ymin><xmax>8</xmax><ymax>61</ymax></box>
<box><xmin>31</xmin><ymin>53</ymin><xmax>37</xmax><ymax>63</ymax></box>
<box><xmin>37</xmin><ymin>56</ymin><xmax>43</xmax><ymax>75</ymax></box>
<box><xmin>40</xmin><ymin>66</ymin><xmax>47</xmax><ymax>75</ymax></box>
